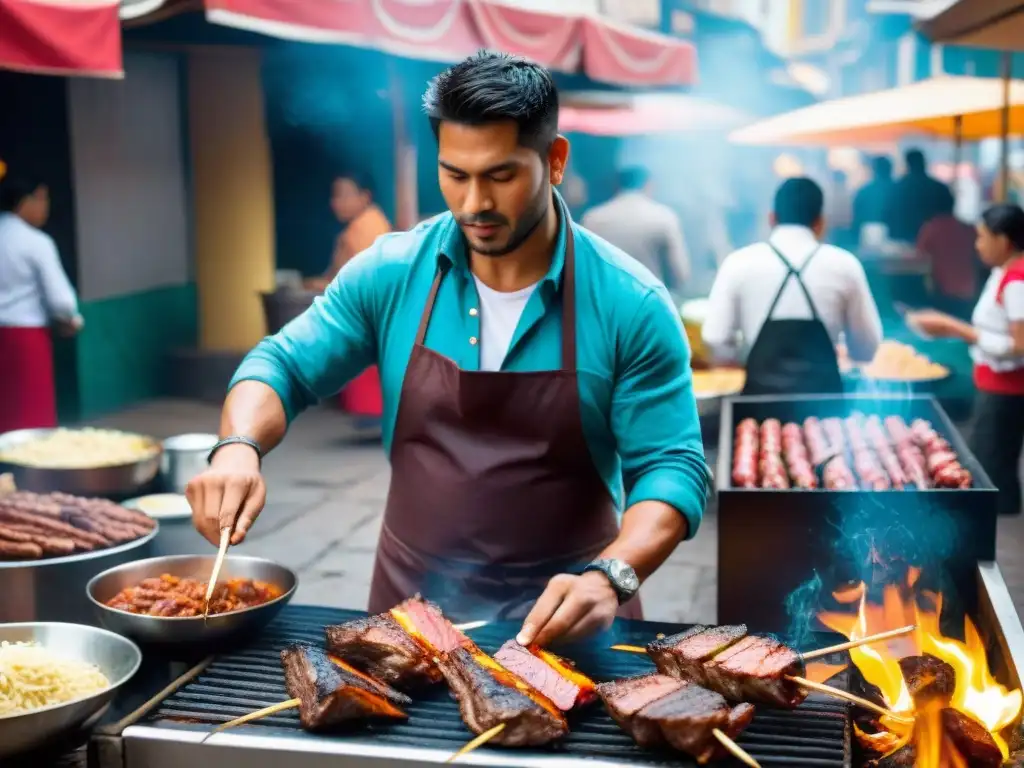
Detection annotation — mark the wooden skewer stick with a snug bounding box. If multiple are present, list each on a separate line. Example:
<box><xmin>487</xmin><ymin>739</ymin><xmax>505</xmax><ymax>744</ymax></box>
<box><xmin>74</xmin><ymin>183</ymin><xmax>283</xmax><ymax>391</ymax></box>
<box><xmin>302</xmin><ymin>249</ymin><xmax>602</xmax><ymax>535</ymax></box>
<box><xmin>712</xmin><ymin>728</ymin><xmax>761</xmax><ymax>768</ymax></box>
<box><xmin>446</xmin><ymin>723</ymin><xmax>506</xmax><ymax>763</ymax></box>
<box><xmin>799</xmin><ymin>625</ymin><xmax>916</xmax><ymax>661</ymax></box>
<box><xmin>201</xmin><ymin>697</ymin><xmax>300</xmax><ymax>742</ymax></box>
<box><xmin>203</xmin><ymin>526</ymin><xmax>232</xmax><ymax>621</ymax></box>
<box><xmin>612</xmin><ymin>625</ymin><xmax>919</xmax><ymax>661</ymax></box>
<box><xmin>786</xmin><ymin>676</ymin><xmax>912</xmax><ymax>724</ymax></box>
<box><xmin>610</xmin><ymin>644</ymin><xmax>648</xmax><ymax>653</ymax></box>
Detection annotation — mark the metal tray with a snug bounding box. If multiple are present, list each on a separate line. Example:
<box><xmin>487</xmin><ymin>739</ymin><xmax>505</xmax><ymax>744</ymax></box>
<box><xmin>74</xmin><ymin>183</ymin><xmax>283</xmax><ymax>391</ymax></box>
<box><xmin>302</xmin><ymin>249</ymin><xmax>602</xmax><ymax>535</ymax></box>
<box><xmin>0</xmin><ymin>428</ymin><xmax>161</xmax><ymax>498</ymax></box>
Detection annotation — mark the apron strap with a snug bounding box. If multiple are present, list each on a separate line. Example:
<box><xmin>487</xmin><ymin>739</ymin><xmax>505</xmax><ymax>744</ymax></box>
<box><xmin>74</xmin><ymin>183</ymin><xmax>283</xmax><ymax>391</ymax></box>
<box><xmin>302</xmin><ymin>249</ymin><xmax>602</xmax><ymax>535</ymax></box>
<box><xmin>561</xmin><ymin>217</ymin><xmax>578</xmax><ymax>372</ymax></box>
<box><xmin>415</xmin><ymin>264</ymin><xmax>448</xmax><ymax>347</ymax></box>
<box><xmin>415</xmin><ymin>198</ymin><xmax>579</xmax><ymax>372</ymax></box>
<box><xmin>765</xmin><ymin>242</ymin><xmax>824</xmax><ymax>323</ymax></box>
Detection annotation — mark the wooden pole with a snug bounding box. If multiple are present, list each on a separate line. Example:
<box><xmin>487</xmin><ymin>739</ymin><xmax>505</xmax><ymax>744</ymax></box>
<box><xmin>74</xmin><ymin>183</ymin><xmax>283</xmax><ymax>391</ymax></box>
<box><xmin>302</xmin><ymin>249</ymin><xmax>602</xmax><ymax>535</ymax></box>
<box><xmin>1000</xmin><ymin>52</ymin><xmax>1012</xmax><ymax>202</ymax></box>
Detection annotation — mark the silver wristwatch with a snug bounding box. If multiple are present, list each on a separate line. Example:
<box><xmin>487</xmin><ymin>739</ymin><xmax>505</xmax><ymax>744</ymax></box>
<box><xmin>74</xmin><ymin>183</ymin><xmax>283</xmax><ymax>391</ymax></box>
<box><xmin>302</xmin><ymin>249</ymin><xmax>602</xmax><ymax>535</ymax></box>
<box><xmin>583</xmin><ymin>558</ymin><xmax>640</xmax><ymax>604</ymax></box>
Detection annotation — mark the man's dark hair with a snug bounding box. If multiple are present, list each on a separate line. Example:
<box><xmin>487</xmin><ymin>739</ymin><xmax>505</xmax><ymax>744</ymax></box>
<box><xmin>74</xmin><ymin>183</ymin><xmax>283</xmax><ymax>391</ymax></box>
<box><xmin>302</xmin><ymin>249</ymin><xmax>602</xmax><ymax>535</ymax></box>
<box><xmin>422</xmin><ymin>50</ymin><xmax>559</xmax><ymax>155</ymax></box>
<box><xmin>982</xmin><ymin>203</ymin><xmax>1024</xmax><ymax>251</ymax></box>
<box><xmin>0</xmin><ymin>175</ymin><xmax>42</xmax><ymax>213</ymax></box>
<box><xmin>773</xmin><ymin>177</ymin><xmax>824</xmax><ymax>227</ymax></box>
<box><xmin>905</xmin><ymin>148</ymin><xmax>926</xmax><ymax>174</ymax></box>
<box><xmin>337</xmin><ymin>170</ymin><xmax>374</xmax><ymax>198</ymax></box>
<box><xmin>617</xmin><ymin>166</ymin><xmax>649</xmax><ymax>191</ymax></box>
<box><xmin>871</xmin><ymin>155</ymin><xmax>893</xmax><ymax>179</ymax></box>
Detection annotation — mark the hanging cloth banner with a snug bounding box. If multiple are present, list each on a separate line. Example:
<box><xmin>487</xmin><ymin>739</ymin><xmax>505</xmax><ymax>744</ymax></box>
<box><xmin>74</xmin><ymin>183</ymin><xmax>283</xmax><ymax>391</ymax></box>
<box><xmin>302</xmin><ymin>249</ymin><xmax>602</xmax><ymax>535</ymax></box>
<box><xmin>200</xmin><ymin>0</ymin><xmax>697</xmax><ymax>87</ymax></box>
<box><xmin>0</xmin><ymin>0</ymin><xmax>122</xmax><ymax>77</ymax></box>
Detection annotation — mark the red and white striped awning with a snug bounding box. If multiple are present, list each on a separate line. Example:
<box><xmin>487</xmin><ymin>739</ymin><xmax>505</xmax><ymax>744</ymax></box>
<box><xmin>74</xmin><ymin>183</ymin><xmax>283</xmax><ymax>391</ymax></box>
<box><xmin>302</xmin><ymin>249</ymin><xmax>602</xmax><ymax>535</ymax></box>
<box><xmin>198</xmin><ymin>0</ymin><xmax>697</xmax><ymax>87</ymax></box>
<box><xmin>0</xmin><ymin>0</ymin><xmax>123</xmax><ymax>77</ymax></box>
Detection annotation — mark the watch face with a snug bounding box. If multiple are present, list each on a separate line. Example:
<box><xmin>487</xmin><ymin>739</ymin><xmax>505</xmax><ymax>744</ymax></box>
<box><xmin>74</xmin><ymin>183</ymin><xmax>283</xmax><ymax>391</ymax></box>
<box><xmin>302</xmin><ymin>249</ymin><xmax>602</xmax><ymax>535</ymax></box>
<box><xmin>608</xmin><ymin>559</ymin><xmax>639</xmax><ymax>592</ymax></box>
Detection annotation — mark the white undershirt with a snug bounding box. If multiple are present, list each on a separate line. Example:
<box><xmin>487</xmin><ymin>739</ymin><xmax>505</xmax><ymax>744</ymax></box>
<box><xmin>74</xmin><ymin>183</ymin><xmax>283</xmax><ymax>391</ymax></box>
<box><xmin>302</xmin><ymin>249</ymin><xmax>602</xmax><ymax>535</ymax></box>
<box><xmin>701</xmin><ymin>225</ymin><xmax>884</xmax><ymax>362</ymax></box>
<box><xmin>472</xmin><ymin>275</ymin><xmax>539</xmax><ymax>372</ymax></box>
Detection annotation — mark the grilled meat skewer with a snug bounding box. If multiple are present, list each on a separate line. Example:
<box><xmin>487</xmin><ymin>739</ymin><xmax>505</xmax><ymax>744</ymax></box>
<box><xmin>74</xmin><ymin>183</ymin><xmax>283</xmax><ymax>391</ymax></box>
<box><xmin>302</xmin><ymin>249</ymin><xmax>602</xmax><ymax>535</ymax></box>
<box><xmin>598</xmin><ymin>674</ymin><xmax>757</xmax><ymax>765</ymax></box>
<box><xmin>492</xmin><ymin>640</ymin><xmax>597</xmax><ymax>711</ymax></box>
<box><xmin>325</xmin><ymin>611</ymin><xmax>443</xmax><ymax>689</ymax></box>
<box><xmin>436</xmin><ymin>647</ymin><xmax>568</xmax><ymax>748</ymax></box>
<box><xmin>648</xmin><ymin>624</ymin><xmax>805</xmax><ymax>707</ymax></box>
<box><xmin>325</xmin><ymin>595</ymin><xmax>471</xmax><ymax>689</ymax></box>
<box><xmin>283</xmin><ymin>642</ymin><xmax>410</xmax><ymax>730</ymax></box>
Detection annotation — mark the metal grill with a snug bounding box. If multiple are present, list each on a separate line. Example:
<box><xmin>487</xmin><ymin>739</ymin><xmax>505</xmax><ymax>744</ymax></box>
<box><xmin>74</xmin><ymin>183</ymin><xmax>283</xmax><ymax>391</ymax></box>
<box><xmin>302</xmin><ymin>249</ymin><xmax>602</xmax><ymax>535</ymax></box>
<box><xmin>141</xmin><ymin>605</ymin><xmax>852</xmax><ymax>767</ymax></box>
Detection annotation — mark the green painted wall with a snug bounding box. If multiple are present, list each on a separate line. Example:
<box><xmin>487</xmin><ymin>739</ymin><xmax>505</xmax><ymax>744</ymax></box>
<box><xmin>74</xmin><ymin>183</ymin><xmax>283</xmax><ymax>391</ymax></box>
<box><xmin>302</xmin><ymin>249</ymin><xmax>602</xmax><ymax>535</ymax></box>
<box><xmin>70</xmin><ymin>284</ymin><xmax>198</xmax><ymax>420</ymax></box>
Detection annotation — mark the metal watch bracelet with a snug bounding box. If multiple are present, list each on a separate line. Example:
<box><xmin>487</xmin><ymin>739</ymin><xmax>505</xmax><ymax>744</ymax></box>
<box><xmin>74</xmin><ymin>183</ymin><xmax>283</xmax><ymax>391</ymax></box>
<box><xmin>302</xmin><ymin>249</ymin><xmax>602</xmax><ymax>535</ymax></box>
<box><xmin>207</xmin><ymin>436</ymin><xmax>263</xmax><ymax>466</ymax></box>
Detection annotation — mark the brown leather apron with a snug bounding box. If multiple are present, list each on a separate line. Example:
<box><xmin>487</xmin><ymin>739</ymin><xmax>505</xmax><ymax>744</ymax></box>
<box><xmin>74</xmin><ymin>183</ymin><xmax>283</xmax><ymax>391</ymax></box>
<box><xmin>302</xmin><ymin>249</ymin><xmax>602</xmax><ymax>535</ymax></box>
<box><xmin>368</xmin><ymin>213</ymin><xmax>643</xmax><ymax>624</ymax></box>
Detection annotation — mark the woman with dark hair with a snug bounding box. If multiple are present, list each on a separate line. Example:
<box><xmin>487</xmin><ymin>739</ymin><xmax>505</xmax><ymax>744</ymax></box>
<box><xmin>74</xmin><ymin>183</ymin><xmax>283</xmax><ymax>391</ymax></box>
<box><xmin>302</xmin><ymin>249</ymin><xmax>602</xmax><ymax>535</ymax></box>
<box><xmin>909</xmin><ymin>203</ymin><xmax>1024</xmax><ymax>516</ymax></box>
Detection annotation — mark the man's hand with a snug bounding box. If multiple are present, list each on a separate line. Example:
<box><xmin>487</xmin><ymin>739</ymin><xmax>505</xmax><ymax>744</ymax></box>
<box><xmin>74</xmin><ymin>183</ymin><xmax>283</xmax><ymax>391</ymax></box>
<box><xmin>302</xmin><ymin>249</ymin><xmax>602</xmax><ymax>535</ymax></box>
<box><xmin>516</xmin><ymin>572</ymin><xmax>619</xmax><ymax>648</ymax></box>
<box><xmin>186</xmin><ymin>443</ymin><xmax>266</xmax><ymax>546</ymax></box>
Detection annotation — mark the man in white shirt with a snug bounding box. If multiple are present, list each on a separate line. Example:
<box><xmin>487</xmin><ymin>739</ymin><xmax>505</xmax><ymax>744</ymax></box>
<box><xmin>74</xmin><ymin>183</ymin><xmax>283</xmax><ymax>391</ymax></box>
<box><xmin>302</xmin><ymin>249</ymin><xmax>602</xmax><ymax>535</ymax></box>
<box><xmin>0</xmin><ymin>176</ymin><xmax>82</xmax><ymax>432</ymax></box>
<box><xmin>702</xmin><ymin>177</ymin><xmax>883</xmax><ymax>395</ymax></box>
<box><xmin>582</xmin><ymin>167</ymin><xmax>690</xmax><ymax>295</ymax></box>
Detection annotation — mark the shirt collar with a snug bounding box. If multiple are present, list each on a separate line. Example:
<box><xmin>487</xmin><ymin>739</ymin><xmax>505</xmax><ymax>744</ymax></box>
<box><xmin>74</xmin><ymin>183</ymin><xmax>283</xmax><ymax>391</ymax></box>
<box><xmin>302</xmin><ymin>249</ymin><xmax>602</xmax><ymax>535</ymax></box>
<box><xmin>769</xmin><ymin>224</ymin><xmax>819</xmax><ymax>245</ymax></box>
<box><xmin>437</xmin><ymin>189</ymin><xmax>570</xmax><ymax>292</ymax></box>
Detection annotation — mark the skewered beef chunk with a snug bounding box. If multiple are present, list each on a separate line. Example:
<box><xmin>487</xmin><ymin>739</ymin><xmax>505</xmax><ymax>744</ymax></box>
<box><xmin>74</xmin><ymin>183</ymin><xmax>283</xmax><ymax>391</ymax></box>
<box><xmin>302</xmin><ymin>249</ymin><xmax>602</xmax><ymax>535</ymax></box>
<box><xmin>493</xmin><ymin>641</ymin><xmax>596</xmax><ymax>711</ymax></box>
<box><xmin>633</xmin><ymin>684</ymin><xmax>756</xmax><ymax>764</ymax></box>
<box><xmin>648</xmin><ymin>624</ymin><xmax>747</xmax><ymax>687</ymax></box>
<box><xmin>390</xmin><ymin>595</ymin><xmax>470</xmax><ymax>654</ymax></box>
<box><xmin>597</xmin><ymin>673</ymin><xmax>688</xmax><ymax>735</ymax></box>
<box><xmin>281</xmin><ymin>642</ymin><xmax>410</xmax><ymax>731</ymax></box>
<box><xmin>704</xmin><ymin>635</ymin><xmax>805</xmax><ymax>707</ymax></box>
<box><xmin>941</xmin><ymin>708</ymin><xmax>1002</xmax><ymax>768</ymax></box>
<box><xmin>325</xmin><ymin>612</ymin><xmax>442</xmax><ymax>689</ymax></box>
<box><xmin>435</xmin><ymin>647</ymin><xmax>568</xmax><ymax>747</ymax></box>
<box><xmin>898</xmin><ymin>654</ymin><xmax>955</xmax><ymax>705</ymax></box>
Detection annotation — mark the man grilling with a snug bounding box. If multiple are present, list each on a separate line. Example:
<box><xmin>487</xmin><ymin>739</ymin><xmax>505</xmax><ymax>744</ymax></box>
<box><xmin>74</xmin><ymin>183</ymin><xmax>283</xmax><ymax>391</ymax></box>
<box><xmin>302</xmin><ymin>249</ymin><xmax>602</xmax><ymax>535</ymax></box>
<box><xmin>702</xmin><ymin>177</ymin><xmax>882</xmax><ymax>396</ymax></box>
<box><xmin>187</xmin><ymin>52</ymin><xmax>710</xmax><ymax>648</ymax></box>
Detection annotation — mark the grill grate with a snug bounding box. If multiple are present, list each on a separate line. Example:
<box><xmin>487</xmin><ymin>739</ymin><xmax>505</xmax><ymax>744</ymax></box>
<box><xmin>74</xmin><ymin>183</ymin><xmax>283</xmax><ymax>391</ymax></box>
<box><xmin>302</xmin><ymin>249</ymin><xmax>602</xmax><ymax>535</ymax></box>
<box><xmin>144</xmin><ymin>605</ymin><xmax>851</xmax><ymax>767</ymax></box>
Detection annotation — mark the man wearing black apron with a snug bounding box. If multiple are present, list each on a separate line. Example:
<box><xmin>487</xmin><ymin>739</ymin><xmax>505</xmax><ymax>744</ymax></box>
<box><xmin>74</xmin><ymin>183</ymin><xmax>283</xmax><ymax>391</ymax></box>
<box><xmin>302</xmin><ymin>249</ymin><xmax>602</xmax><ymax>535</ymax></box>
<box><xmin>186</xmin><ymin>52</ymin><xmax>710</xmax><ymax>649</ymax></box>
<box><xmin>703</xmin><ymin>177</ymin><xmax>883</xmax><ymax>396</ymax></box>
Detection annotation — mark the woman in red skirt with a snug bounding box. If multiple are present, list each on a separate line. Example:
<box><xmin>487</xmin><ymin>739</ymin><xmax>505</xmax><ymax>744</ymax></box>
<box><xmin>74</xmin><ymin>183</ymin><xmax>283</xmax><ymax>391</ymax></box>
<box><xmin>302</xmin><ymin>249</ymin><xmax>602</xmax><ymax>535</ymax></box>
<box><xmin>909</xmin><ymin>203</ymin><xmax>1024</xmax><ymax>516</ymax></box>
<box><xmin>0</xmin><ymin>176</ymin><xmax>82</xmax><ymax>434</ymax></box>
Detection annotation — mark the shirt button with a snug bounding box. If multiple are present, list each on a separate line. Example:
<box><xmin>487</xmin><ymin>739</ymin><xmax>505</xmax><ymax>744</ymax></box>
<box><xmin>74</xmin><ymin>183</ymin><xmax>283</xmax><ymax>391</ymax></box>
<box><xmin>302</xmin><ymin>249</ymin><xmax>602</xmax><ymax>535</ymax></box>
<box><xmin>470</xmin><ymin>336</ymin><xmax>478</xmax><ymax>345</ymax></box>
<box><xmin>469</xmin><ymin>307</ymin><xmax>479</xmax><ymax>316</ymax></box>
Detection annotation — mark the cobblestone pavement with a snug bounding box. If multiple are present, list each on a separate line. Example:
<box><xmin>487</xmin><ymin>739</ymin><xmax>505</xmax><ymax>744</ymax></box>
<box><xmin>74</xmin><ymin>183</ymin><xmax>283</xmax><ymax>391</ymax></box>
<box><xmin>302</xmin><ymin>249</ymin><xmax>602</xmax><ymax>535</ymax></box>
<box><xmin>88</xmin><ymin>399</ymin><xmax>1024</xmax><ymax>625</ymax></box>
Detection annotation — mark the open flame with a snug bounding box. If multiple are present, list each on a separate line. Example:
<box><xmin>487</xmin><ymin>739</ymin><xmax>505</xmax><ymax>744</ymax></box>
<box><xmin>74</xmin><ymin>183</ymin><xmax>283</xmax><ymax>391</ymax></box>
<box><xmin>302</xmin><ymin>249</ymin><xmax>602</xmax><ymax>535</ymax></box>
<box><xmin>818</xmin><ymin>567</ymin><xmax>1022</xmax><ymax>766</ymax></box>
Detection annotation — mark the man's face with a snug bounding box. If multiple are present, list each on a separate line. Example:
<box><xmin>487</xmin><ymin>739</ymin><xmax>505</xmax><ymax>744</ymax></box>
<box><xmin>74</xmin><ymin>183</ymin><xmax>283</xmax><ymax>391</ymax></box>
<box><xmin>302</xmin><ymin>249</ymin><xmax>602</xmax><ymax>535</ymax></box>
<box><xmin>437</xmin><ymin>121</ymin><xmax>567</xmax><ymax>257</ymax></box>
<box><xmin>331</xmin><ymin>178</ymin><xmax>368</xmax><ymax>223</ymax></box>
<box><xmin>20</xmin><ymin>185</ymin><xmax>50</xmax><ymax>228</ymax></box>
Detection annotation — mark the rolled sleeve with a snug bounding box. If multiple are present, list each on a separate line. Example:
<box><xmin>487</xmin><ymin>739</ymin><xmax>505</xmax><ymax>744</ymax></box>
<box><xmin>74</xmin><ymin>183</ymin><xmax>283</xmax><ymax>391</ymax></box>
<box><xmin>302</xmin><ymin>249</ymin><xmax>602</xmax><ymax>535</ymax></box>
<box><xmin>230</xmin><ymin>244</ymin><xmax>382</xmax><ymax>423</ymax></box>
<box><xmin>614</xmin><ymin>287</ymin><xmax>711</xmax><ymax>539</ymax></box>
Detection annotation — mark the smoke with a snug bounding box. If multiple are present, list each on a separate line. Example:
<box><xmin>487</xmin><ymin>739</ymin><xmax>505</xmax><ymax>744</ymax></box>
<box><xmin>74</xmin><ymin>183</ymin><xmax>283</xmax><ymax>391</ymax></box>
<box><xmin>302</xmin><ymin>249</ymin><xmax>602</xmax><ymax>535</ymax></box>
<box><xmin>783</xmin><ymin>494</ymin><xmax>959</xmax><ymax>646</ymax></box>
<box><xmin>784</xmin><ymin>570</ymin><xmax>823</xmax><ymax>648</ymax></box>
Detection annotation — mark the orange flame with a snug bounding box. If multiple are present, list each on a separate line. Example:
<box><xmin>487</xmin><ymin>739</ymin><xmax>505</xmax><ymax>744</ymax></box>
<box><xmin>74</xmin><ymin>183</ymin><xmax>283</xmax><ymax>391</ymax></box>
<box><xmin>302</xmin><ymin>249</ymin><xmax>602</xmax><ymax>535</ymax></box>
<box><xmin>818</xmin><ymin>568</ymin><xmax>1022</xmax><ymax>766</ymax></box>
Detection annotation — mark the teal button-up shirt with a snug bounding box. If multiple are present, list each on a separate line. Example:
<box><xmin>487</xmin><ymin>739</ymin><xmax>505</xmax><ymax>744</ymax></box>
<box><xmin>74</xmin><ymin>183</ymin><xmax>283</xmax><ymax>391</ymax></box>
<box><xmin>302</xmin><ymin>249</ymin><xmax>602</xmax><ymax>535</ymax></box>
<box><xmin>232</xmin><ymin>203</ymin><xmax>710</xmax><ymax>538</ymax></box>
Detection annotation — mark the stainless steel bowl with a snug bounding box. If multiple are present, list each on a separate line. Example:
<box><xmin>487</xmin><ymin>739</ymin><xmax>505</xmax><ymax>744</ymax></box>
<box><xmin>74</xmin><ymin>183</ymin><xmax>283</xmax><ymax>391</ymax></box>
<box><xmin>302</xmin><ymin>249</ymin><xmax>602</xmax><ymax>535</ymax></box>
<box><xmin>0</xmin><ymin>525</ymin><xmax>160</xmax><ymax>625</ymax></box>
<box><xmin>0</xmin><ymin>622</ymin><xmax>142</xmax><ymax>758</ymax></box>
<box><xmin>86</xmin><ymin>554</ymin><xmax>297</xmax><ymax>645</ymax></box>
<box><xmin>0</xmin><ymin>428</ymin><xmax>162</xmax><ymax>497</ymax></box>
<box><xmin>160</xmin><ymin>433</ymin><xmax>218</xmax><ymax>494</ymax></box>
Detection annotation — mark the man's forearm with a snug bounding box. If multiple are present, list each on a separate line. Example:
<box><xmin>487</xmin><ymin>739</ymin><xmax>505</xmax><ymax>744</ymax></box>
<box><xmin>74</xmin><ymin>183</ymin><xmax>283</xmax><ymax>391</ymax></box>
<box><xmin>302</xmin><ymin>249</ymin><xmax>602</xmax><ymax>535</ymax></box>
<box><xmin>597</xmin><ymin>500</ymin><xmax>688</xmax><ymax>582</ymax></box>
<box><xmin>220</xmin><ymin>380</ymin><xmax>289</xmax><ymax>455</ymax></box>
